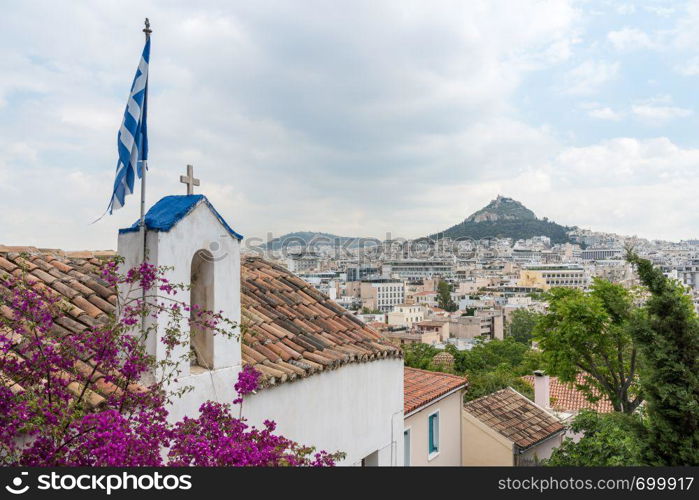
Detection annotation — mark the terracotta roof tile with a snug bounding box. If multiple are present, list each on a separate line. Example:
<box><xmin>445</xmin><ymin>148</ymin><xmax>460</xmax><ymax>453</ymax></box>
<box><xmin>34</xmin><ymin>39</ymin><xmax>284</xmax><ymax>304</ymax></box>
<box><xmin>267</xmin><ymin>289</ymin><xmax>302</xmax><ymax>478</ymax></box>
<box><xmin>521</xmin><ymin>374</ymin><xmax>614</xmax><ymax>414</ymax></box>
<box><xmin>1</xmin><ymin>249</ymin><xmax>402</xmax><ymax>396</ymax></box>
<box><xmin>241</xmin><ymin>256</ymin><xmax>402</xmax><ymax>386</ymax></box>
<box><xmin>404</xmin><ymin>367</ymin><xmax>467</xmax><ymax>414</ymax></box>
<box><xmin>464</xmin><ymin>387</ymin><xmax>565</xmax><ymax>449</ymax></box>
<box><xmin>0</xmin><ymin>249</ymin><xmax>128</xmax><ymax>408</ymax></box>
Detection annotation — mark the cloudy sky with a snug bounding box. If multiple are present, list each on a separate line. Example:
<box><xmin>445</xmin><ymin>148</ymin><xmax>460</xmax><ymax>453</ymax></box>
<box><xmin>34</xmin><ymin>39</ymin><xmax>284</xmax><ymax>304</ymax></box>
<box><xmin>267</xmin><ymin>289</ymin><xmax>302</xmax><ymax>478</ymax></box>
<box><xmin>1</xmin><ymin>0</ymin><xmax>698</xmax><ymax>249</ymax></box>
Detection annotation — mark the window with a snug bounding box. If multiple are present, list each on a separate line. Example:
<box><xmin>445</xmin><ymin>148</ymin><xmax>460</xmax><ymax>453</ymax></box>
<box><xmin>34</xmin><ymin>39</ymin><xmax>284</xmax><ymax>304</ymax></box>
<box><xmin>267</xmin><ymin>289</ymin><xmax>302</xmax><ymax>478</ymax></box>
<box><xmin>403</xmin><ymin>428</ymin><xmax>411</xmax><ymax>466</ymax></box>
<box><xmin>428</xmin><ymin>411</ymin><xmax>439</xmax><ymax>459</ymax></box>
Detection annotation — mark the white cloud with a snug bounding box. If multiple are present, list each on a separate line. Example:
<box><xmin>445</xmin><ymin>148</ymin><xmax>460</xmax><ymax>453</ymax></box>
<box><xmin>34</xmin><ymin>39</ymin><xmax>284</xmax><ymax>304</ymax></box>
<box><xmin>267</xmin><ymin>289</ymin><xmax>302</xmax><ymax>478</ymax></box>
<box><xmin>562</xmin><ymin>60</ymin><xmax>619</xmax><ymax>95</ymax></box>
<box><xmin>632</xmin><ymin>104</ymin><xmax>692</xmax><ymax>121</ymax></box>
<box><xmin>413</xmin><ymin>137</ymin><xmax>699</xmax><ymax>241</ymax></box>
<box><xmin>616</xmin><ymin>4</ymin><xmax>636</xmax><ymax>15</ymax></box>
<box><xmin>675</xmin><ymin>56</ymin><xmax>699</xmax><ymax>76</ymax></box>
<box><xmin>587</xmin><ymin>106</ymin><xmax>623</xmax><ymax>121</ymax></box>
<box><xmin>608</xmin><ymin>27</ymin><xmax>656</xmax><ymax>52</ymax></box>
<box><xmin>0</xmin><ymin>0</ymin><xmax>584</xmax><ymax>248</ymax></box>
<box><xmin>645</xmin><ymin>5</ymin><xmax>675</xmax><ymax>17</ymax></box>
<box><xmin>1</xmin><ymin>1</ymin><xmax>697</xmax><ymax>245</ymax></box>
<box><xmin>534</xmin><ymin>138</ymin><xmax>699</xmax><ymax>240</ymax></box>
<box><xmin>631</xmin><ymin>96</ymin><xmax>693</xmax><ymax>123</ymax></box>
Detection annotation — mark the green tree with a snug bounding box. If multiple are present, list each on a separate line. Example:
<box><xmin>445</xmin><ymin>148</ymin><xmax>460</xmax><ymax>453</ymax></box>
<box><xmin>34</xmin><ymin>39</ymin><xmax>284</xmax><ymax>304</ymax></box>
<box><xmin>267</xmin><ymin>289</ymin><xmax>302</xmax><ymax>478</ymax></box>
<box><xmin>545</xmin><ymin>410</ymin><xmax>642</xmax><ymax>466</ymax></box>
<box><xmin>437</xmin><ymin>280</ymin><xmax>458</xmax><ymax>312</ymax></box>
<box><xmin>627</xmin><ymin>253</ymin><xmax>699</xmax><ymax>465</ymax></box>
<box><xmin>464</xmin><ymin>365</ymin><xmax>535</xmax><ymax>402</ymax></box>
<box><xmin>507</xmin><ymin>309</ymin><xmax>541</xmax><ymax>345</ymax></box>
<box><xmin>403</xmin><ymin>338</ymin><xmax>544</xmax><ymax>401</ymax></box>
<box><xmin>402</xmin><ymin>343</ymin><xmax>442</xmax><ymax>370</ymax></box>
<box><xmin>454</xmin><ymin>337</ymin><xmax>532</xmax><ymax>374</ymax></box>
<box><xmin>534</xmin><ymin>279</ymin><xmax>641</xmax><ymax>414</ymax></box>
<box><xmin>360</xmin><ymin>307</ymin><xmax>382</xmax><ymax>315</ymax></box>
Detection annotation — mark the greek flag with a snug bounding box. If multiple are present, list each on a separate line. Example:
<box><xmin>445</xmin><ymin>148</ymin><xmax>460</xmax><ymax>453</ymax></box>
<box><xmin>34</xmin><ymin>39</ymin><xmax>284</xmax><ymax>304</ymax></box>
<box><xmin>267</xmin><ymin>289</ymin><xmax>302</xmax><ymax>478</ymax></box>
<box><xmin>108</xmin><ymin>38</ymin><xmax>150</xmax><ymax>213</ymax></box>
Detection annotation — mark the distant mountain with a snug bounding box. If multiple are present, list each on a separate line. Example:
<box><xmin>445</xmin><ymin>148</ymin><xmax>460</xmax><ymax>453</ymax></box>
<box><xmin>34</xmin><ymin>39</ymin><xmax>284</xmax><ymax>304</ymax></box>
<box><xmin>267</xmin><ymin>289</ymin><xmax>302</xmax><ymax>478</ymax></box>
<box><xmin>262</xmin><ymin>231</ymin><xmax>380</xmax><ymax>251</ymax></box>
<box><xmin>430</xmin><ymin>195</ymin><xmax>574</xmax><ymax>244</ymax></box>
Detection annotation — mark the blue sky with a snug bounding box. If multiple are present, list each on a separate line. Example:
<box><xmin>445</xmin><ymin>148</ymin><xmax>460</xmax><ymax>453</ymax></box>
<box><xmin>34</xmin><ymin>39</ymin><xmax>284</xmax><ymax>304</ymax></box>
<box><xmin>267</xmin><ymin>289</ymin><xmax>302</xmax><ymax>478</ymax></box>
<box><xmin>1</xmin><ymin>0</ymin><xmax>698</xmax><ymax>249</ymax></box>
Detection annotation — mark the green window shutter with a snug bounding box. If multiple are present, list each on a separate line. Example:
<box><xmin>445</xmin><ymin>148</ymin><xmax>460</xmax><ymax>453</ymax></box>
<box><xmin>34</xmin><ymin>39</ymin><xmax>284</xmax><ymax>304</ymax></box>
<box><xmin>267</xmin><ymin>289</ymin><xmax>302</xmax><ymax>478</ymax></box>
<box><xmin>428</xmin><ymin>413</ymin><xmax>439</xmax><ymax>454</ymax></box>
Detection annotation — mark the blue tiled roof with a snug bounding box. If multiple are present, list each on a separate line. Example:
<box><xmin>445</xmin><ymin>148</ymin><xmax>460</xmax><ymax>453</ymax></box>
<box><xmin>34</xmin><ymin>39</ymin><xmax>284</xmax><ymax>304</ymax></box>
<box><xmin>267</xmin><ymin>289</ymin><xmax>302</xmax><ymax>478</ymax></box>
<box><xmin>119</xmin><ymin>195</ymin><xmax>243</xmax><ymax>240</ymax></box>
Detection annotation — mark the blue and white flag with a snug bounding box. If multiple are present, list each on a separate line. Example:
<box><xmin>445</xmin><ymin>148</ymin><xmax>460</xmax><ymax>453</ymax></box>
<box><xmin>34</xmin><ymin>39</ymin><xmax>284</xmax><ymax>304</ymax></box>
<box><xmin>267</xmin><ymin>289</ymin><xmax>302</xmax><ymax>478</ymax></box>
<box><xmin>108</xmin><ymin>38</ymin><xmax>150</xmax><ymax>213</ymax></box>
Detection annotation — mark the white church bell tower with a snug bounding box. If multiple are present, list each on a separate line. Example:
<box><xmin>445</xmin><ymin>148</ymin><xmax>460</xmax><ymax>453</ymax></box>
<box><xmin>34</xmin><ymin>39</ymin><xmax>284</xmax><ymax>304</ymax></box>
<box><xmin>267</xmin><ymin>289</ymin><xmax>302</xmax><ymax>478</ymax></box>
<box><xmin>117</xmin><ymin>189</ymin><xmax>243</xmax><ymax>422</ymax></box>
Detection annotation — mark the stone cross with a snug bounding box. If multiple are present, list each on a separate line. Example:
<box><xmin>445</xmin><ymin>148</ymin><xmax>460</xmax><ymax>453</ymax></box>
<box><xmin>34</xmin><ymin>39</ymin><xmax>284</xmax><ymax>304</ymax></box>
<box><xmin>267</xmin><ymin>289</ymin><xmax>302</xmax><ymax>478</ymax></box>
<box><xmin>180</xmin><ymin>164</ymin><xmax>200</xmax><ymax>195</ymax></box>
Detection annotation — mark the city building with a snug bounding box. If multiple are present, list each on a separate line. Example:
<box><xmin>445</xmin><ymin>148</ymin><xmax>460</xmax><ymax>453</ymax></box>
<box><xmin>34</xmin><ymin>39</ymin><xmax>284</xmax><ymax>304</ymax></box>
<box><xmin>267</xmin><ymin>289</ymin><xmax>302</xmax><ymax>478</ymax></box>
<box><xmin>404</xmin><ymin>367</ymin><xmax>468</xmax><ymax>466</ymax></box>
<box><xmin>518</xmin><ymin>265</ymin><xmax>587</xmax><ymax>290</ymax></box>
<box><xmin>382</xmin><ymin>260</ymin><xmax>455</xmax><ymax>280</ymax></box>
<box><xmin>462</xmin><ymin>388</ymin><xmax>565</xmax><ymax>466</ymax></box>
<box><xmin>359</xmin><ymin>278</ymin><xmax>405</xmax><ymax>312</ymax></box>
<box><xmin>415</xmin><ymin>320</ymin><xmax>450</xmax><ymax>342</ymax></box>
<box><xmin>285</xmin><ymin>251</ymin><xmax>322</xmax><ymax>273</ymax></box>
<box><xmin>387</xmin><ymin>304</ymin><xmax>425</xmax><ymax>328</ymax></box>
<box><xmin>581</xmin><ymin>248</ymin><xmax>623</xmax><ymax>260</ymax></box>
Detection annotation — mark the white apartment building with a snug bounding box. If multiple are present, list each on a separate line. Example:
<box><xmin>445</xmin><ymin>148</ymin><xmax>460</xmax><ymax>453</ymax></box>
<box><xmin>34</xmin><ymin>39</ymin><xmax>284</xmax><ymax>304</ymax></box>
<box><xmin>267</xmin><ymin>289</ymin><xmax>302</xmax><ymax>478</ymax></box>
<box><xmin>360</xmin><ymin>279</ymin><xmax>405</xmax><ymax>312</ymax></box>
<box><xmin>387</xmin><ymin>304</ymin><xmax>425</xmax><ymax>328</ymax></box>
<box><xmin>285</xmin><ymin>252</ymin><xmax>322</xmax><ymax>273</ymax></box>
<box><xmin>581</xmin><ymin>248</ymin><xmax>623</xmax><ymax>261</ymax></box>
<box><xmin>667</xmin><ymin>261</ymin><xmax>699</xmax><ymax>292</ymax></box>
<box><xmin>382</xmin><ymin>260</ymin><xmax>455</xmax><ymax>280</ymax></box>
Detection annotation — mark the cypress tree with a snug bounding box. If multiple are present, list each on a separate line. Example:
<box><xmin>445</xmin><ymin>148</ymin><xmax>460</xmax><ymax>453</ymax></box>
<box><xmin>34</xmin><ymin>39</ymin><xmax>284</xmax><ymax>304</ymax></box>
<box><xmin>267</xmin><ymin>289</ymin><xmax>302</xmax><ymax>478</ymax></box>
<box><xmin>627</xmin><ymin>253</ymin><xmax>699</xmax><ymax>465</ymax></box>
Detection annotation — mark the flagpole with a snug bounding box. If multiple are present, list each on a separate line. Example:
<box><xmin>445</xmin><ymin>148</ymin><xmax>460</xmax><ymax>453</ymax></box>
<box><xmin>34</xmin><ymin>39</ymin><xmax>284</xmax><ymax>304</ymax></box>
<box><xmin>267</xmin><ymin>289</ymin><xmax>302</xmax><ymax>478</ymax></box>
<box><xmin>140</xmin><ymin>18</ymin><xmax>151</xmax><ymax>335</ymax></box>
<box><xmin>140</xmin><ymin>18</ymin><xmax>151</xmax><ymax>237</ymax></box>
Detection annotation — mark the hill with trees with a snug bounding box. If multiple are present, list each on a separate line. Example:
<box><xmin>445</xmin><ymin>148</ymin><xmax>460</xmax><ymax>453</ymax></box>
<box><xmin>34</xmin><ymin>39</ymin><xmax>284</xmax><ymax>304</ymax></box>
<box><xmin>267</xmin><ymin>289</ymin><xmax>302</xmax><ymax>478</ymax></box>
<box><xmin>430</xmin><ymin>195</ymin><xmax>574</xmax><ymax>244</ymax></box>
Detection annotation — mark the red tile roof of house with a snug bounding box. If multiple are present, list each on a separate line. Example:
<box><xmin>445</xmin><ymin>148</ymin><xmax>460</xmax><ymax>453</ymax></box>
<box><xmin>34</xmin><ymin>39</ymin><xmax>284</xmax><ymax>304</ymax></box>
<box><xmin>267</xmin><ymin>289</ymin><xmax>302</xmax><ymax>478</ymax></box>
<box><xmin>0</xmin><ymin>247</ymin><xmax>140</xmax><ymax>408</ymax></box>
<box><xmin>521</xmin><ymin>374</ymin><xmax>614</xmax><ymax>414</ymax></box>
<box><xmin>416</xmin><ymin>320</ymin><xmax>444</xmax><ymax>328</ymax></box>
<box><xmin>1</xmin><ymin>248</ymin><xmax>401</xmax><ymax>396</ymax></box>
<box><xmin>463</xmin><ymin>387</ymin><xmax>564</xmax><ymax>449</ymax></box>
<box><xmin>241</xmin><ymin>256</ymin><xmax>401</xmax><ymax>386</ymax></box>
<box><xmin>366</xmin><ymin>321</ymin><xmax>389</xmax><ymax>330</ymax></box>
<box><xmin>404</xmin><ymin>367</ymin><xmax>467</xmax><ymax>414</ymax></box>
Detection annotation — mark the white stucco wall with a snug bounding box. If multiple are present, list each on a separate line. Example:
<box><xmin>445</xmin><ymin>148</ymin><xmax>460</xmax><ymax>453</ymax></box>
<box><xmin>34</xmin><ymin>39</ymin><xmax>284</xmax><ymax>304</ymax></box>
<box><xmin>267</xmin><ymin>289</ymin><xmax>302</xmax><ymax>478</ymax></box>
<box><xmin>243</xmin><ymin>358</ymin><xmax>405</xmax><ymax>466</ymax></box>
<box><xmin>518</xmin><ymin>433</ymin><xmax>564</xmax><ymax>465</ymax></box>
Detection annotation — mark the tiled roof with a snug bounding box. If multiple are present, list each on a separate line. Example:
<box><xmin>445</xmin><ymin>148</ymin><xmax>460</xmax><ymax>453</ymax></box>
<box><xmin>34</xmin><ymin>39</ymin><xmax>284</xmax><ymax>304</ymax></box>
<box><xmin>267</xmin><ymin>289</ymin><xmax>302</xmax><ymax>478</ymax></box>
<box><xmin>241</xmin><ymin>257</ymin><xmax>401</xmax><ymax>387</ymax></box>
<box><xmin>366</xmin><ymin>321</ymin><xmax>389</xmax><ymax>331</ymax></box>
<box><xmin>416</xmin><ymin>320</ymin><xmax>444</xmax><ymax>328</ymax></box>
<box><xmin>464</xmin><ymin>388</ymin><xmax>564</xmax><ymax>449</ymax></box>
<box><xmin>1</xmin><ymin>248</ymin><xmax>401</xmax><ymax>398</ymax></box>
<box><xmin>521</xmin><ymin>374</ymin><xmax>614</xmax><ymax>414</ymax></box>
<box><xmin>0</xmin><ymin>247</ymin><xmax>141</xmax><ymax>408</ymax></box>
<box><xmin>403</xmin><ymin>367</ymin><xmax>467</xmax><ymax>414</ymax></box>
<box><xmin>432</xmin><ymin>351</ymin><xmax>454</xmax><ymax>368</ymax></box>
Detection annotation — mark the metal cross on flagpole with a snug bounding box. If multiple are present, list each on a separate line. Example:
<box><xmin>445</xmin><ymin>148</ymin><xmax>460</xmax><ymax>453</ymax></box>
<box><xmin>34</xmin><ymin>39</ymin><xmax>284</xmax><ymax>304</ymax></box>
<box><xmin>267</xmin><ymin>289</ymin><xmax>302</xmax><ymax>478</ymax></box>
<box><xmin>180</xmin><ymin>164</ymin><xmax>200</xmax><ymax>195</ymax></box>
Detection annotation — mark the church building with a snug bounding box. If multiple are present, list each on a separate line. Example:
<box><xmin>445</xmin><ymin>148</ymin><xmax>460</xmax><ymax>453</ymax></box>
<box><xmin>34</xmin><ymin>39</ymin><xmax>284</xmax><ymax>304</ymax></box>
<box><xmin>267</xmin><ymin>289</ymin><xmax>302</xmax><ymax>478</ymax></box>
<box><xmin>1</xmin><ymin>193</ymin><xmax>405</xmax><ymax>466</ymax></box>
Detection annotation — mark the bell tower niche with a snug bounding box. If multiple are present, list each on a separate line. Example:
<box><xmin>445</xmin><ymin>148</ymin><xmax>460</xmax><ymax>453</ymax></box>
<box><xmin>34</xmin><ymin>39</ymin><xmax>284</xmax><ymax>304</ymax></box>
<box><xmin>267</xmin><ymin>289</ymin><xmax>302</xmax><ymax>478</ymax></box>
<box><xmin>190</xmin><ymin>248</ymin><xmax>215</xmax><ymax>370</ymax></box>
<box><xmin>117</xmin><ymin>194</ymin><xmax>243</xmax><ymax>388</ymax></box>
